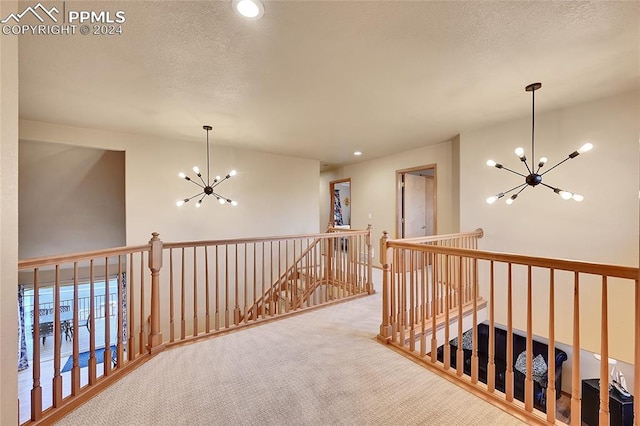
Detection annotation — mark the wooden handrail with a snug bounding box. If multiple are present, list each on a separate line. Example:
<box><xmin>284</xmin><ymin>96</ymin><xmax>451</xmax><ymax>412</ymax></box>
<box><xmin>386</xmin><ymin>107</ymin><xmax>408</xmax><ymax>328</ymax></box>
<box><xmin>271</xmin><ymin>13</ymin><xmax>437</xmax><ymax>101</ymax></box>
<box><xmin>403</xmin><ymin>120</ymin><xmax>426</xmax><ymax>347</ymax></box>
<box><xmin>18</xmin><ymin>245</ymin><xmax>150</xmax><ymax>269</ymax></box>
<box><xmin>387</xmin><ymin>228</ymin><xmax>484</xmax><ymax>244</ymax></box>
<box><xmin>162</xmin><ymin>230</ymin><xmax>369</xmax><ymax>250</ymax></box>
<box><xmin>387</xmin><ymin>242</ymin><xmax>637</xmax><ymax>280</ymax></box>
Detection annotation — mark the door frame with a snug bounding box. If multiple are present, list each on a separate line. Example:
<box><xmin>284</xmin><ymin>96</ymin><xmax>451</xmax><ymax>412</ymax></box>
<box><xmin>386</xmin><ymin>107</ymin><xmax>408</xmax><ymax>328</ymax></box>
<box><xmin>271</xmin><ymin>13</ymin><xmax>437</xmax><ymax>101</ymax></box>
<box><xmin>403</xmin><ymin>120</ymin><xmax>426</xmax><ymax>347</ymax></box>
<box><xmin>396</xmin><ymin>164</ymin><xmax>437</xmax><ymax>239</ymax></box>
<box><xmin>329</xmin><ymin>178</ymin><xmax>351</xmax><ymax>228</ymax></box>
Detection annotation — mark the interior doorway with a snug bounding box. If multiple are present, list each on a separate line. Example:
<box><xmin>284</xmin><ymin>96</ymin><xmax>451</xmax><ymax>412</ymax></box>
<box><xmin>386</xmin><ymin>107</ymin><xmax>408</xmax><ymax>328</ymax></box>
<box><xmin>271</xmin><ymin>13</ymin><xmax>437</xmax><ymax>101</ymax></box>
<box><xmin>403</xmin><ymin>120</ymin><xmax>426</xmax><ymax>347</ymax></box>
<box><xmin>329</xmin><ymin>178</ymin><xmax>351</xmax><ymax>228</ymax></box>
<box><xmin>396</xmin><ymin>165</ymin><xmax>437</xmax><ymax>239</ymax></box>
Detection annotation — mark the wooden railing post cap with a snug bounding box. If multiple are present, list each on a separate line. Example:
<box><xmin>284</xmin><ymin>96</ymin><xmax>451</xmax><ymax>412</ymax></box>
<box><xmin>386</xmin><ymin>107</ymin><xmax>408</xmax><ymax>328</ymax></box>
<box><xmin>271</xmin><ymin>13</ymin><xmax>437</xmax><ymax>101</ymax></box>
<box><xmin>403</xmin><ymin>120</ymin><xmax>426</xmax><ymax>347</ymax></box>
<box><xmin>381</xmin><ymin>230</ymin><xmax>389</xmax><ymax>240</ymax></box>
<box><xmin>366</xmin><ymin>224</ymin><xmax>372</xmax><ymax>230</ymax></box>
<box><xmin>149</xmin><ymin>232</ymin><xmax>163</xmax><ymax>270</ymax></box>
<box><xmin>475</xmin><ymin>228</ymin><xmax>484</xmax><ymax>238</ymax></box>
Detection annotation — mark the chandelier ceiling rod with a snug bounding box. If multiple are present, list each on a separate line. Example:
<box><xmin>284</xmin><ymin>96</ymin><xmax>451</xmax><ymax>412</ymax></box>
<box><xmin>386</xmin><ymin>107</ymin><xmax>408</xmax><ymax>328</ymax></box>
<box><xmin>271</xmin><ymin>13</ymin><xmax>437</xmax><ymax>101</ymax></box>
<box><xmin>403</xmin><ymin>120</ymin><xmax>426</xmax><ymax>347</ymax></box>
<box><xmin>176</xmin><ymin>125</ymin><xmax>238</xmax><ymax>208</ymax></box>
<box><xmin>486</xmin><ymin>82</ymin><xmax>593</xmax><ymax>205</ymax></box>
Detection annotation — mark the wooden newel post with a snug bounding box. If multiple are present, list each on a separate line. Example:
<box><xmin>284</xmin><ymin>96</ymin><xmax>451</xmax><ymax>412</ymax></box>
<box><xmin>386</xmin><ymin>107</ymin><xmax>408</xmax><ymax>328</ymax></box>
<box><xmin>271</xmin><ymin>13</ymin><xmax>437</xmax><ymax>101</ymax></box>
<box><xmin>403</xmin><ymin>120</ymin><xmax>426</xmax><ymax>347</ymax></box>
<box><xmin>377</xmin><ymin>231</ymin><xmax>392</xmax><ymax>341</ymax></box>
<box><xmin>366</xmin><ymin>224</ymin><xmax>375</xmax><ymax>294</ymax></box>
<box><xmin>147</xmin><ymin>232</ymin><xmax>165</xmax><ymax>354</ymax></box>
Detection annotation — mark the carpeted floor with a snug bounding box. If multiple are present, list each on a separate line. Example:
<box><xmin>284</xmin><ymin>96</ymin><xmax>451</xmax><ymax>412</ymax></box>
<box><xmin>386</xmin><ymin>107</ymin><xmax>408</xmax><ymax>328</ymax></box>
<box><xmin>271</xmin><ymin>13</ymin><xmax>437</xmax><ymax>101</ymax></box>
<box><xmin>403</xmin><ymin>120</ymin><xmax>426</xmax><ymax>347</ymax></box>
<box><xmin>55</xmin><ymin>273</ymin><xmax>524</xmax><ymax>426</ymax></box>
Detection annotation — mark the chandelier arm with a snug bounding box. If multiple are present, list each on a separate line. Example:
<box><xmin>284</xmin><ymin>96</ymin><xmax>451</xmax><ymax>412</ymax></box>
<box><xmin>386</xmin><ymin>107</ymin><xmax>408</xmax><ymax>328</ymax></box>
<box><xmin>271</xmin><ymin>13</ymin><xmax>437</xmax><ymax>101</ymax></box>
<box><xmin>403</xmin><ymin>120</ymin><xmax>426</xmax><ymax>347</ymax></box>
<box><xmin>522</xmin><ymin>160</ymin><xmax>533</xmax><ymax>175</ymax></box>
<box><xmin>185</xmin><ymin>179</ymin><xmax>205</xmax><ymax>189</ymax></box>
<box><xmin>497</xmin><ymin>165</ymin><xmax>527</xmax><ymax>178</ymax></box>
<box><xmin>498</xmin><ymin>182</ymin><xmax>528</xmax><ymax>197</ymax></box>
<box><xmin>184</xmin><ymin>191</ymin><xmax>205</xmax><ymax>202</ymax></box>
<box><xmin>540</xmin><ymin>183</ymin><xmax>559</xmax><ymax>192</ymax></box>
<box><xmin>211</xmin><ymin>191</ymin><xmax>232</xmax><ymax>202</ymax></box>
<box><xmin>540</xmin><ymin>157</ymin><xmax>571</xmax><ymax>176</ymax></box>
<box><xmin>513</xmin><ymin>185</ymin><xmax>528</xmax><ymax>198</ymax></box>
<box><xmin>197</xmin><ymin>173</ymin><xmax>207</xmax><ymax>187</ymax></box>
<box><xmin>211</xmin><ymin>175</ymin><xmax>231</xmax><ymax>189</ymax></box>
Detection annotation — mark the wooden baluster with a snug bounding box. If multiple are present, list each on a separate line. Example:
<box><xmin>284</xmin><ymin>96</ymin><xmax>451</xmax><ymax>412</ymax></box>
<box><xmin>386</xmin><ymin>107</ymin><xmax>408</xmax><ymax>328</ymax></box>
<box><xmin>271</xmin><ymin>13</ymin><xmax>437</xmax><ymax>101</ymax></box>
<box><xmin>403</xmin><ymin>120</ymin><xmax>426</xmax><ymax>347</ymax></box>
<box><xmin>437</xmin><ymin>245</ymin><xmax>442</xmax><ymax>315</ymax></box>
<box><xmin>270</xmin><ymin>241</ymin><xmax>276</xmax><ymax>316</ymax></box>
<box><xmin>423</xmin><ymin>248</ymin><xmax>430</xmax><ymax>322</ymax></box>
<box><xmin>399</xmin><ymin>249</ymin><xmax>406</xmax><ymax>347</ymax></box>
<box><xmin>181</xmin><ymin>248</ymin><xmax>186</xmax><ymax>339</ymax></box>
<box><xmin>471</xmin><ymin>258</ymin><xmax>479</xmax><ymax>385</ymax></box>
<box><xmin>251</xmin><ymin>243</ymin><xmax>256</xmax><ymax>321</ymax></box>
<box><xmin>443</xmin><ymin>255</ymin><xmax>450</xmax><ymax>370</ymax></box>
<box><xmin>409</xmin><ymin>250</ymin><xmax>416</xmax><ymax>352</ymax></box>
<box><xmin>225</xmin><ymin>245</ymin><xmax>230</xmax><ymax>327</ymax></box>
<box><xmin>261</xmin><ymin>242</ymin><xmax>266</xmax><ymax>319</ymax></box>
<box><xmin>379</xmin><ymin>231</ymin><xmax>392</xmax><ymax>341</ymax></box>
<box><xmin>205</xmin><ymin>246</ymin><xmax>211</xmax><ymax>333</ymax></box>
<box><xmin>311</xmin><ymin>240</ymin><xmax>316</xmax><ymax>307</ymax></box>
<box><xmin>116</xmin><ymin>256</ymin><xmax>124</xmax><ymax>369</ymax></box>
<box><xmin>430</xmin><ymin>252</ymin><xmax>438</xmax><ymax>363</ymax></box>
<box><xmin>193</xmin><ymin>246</ymin><xmax>199</xmax><ymax>336</ymax></box>
<box><xmin>598</xmin><ymin>275</ymin><xmax>610</xmax><ymax>425</ymax></box>
<box><xmin>170</xmin><ymin>249</ymin><xmax>175</xmax><ymax>342</ymax></box>
<box><xmin>277</xmin><ymin>241</ymin><xmax>282</xmax><ymax>313</ymax></box>
<box><xmin>525</xmin><ymin>265</ymin><xmax>533</xmax><ymax>412</ymax></box>
<box><xmin>139</xmin><ymin>252</ymin><xmax>145</xmax><ymax>354</ymax></box>
<box><xmin>215</xmin><ymin>245</ymin><xmax>220</xmax><ymax>330</ymax></box>
<box><xmin>546</xmin><ymin>269</ymin><xmax>556</xmax><ymax>424</ymax></box>
<box><xmin>103</xmin><ymin>258</ymin><xmax>111</xmax><ymax>376</ymax></box>
<box><xmin>128</xmin><ymin>253</ymin><xmax>135</xmax><ymax>360</ymax></box>
<box><xmin>72</xmin><ymin>262</ymin><xmax>81</xmax><ymax>394</ymax></box>
<box><xmin>53</xmin><ymin>265</ymin><xmax>62</xmax><ymax>406</ymax></box>
<box><xmin>570</xmin><ymin>272</ymin><xmax>581</xmax><ymax>426</ymax></box>
<box><xmin>245</xmin><ymin>243</ymin><xmax>249</xmax><ymax>320</ymax></box>
<box><xmin>366</xmin><ymin>225</ymin><xmax>374</xmax><ymax>294</ymax></box>
<box><xmin>506</xmin><ymin>263</ymin><xmax>514</xmax><ymax>402</ymax></box>
<box><xmin>31</xmin><ymin>268</ymin><xmax>42</xmax><ymax>421</ymax></box>
<box><xmin>285</xmin><ymin>241</ymin><xmax>290</xmax><ymax>311</ymax></box>
<box><xmin>487</xmin><ymin>261</ymin><xmax>495</xmax><ymax>390</ymax></box>
<box><xmin>89</xmin><ymin>260</ymin><xmax>97</xmax><ymax>384</ymax></box>
<box><xmin>456</xmin><ymin>256</ymin><xmax>463</xmax><ymax>377</ymax></box>
<box><xmin>420</xmin><ymin>251</ymin><xmax>427</xmax><ymax>357</ymax></box>
<box><xmin>390</xmin><ymin>248</ymin><xmax>398</xmax><ymax>343</ymax></box>
<box><xmin>235</xmin><ymin>243</ymin><xmax>241</xmax><ymax>323</ymax></box>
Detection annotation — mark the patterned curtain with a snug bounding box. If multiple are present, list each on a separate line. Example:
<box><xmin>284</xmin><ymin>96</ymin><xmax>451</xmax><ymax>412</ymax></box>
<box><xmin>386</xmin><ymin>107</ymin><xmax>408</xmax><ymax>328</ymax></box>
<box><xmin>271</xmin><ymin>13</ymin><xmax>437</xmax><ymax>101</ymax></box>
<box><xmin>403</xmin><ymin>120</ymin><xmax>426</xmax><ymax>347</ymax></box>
<box><xmin>333</xmin><ymin>189</ymin><xmax>343</xmax><ymax>226</ymax></box>
<box><xmin>18</xmin><ymin>284</ymin><xmax>29</xmax><ymax>371</ymax></box>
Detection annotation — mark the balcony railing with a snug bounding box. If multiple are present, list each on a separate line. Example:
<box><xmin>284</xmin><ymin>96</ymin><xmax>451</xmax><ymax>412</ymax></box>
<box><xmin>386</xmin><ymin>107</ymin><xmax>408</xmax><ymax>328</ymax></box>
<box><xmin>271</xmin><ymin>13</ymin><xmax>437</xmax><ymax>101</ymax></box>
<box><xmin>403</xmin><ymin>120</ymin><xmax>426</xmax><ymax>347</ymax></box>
<box><xmin>17</xmin><ymin>227</ymin><xmax>373</xmax><ymax>425</ymax></box>
<box><xmin>378</xmin><ymin>230</ymin><xmax>639</xmax><ymax>425</ymax></box>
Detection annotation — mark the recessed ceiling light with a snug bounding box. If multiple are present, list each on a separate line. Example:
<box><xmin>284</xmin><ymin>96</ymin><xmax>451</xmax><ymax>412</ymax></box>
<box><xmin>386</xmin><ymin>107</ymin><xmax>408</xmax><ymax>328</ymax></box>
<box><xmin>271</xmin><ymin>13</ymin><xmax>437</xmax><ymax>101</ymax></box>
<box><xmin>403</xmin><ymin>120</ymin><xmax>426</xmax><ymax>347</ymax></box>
<box><xmin>232</xmin><ymin>0</ymin><xmax>264</xmax><ymax>20</ymax></box>
<box><xmin>354</xmin><ymin>151</ymin><xmax>362</xmax><ymax>156</ymax></box>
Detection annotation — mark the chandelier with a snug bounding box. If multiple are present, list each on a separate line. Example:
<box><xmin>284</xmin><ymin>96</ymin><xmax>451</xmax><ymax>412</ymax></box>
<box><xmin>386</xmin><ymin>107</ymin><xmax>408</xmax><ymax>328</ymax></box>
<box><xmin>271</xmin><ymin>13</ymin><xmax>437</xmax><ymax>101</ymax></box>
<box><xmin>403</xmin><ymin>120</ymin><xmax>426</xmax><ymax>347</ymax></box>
<box><xmin>176</xmin><ymin>125</ymin><xmax>237</xmax><ymax>208</ymax></box>
<box><xmin>486</xmin><ymin>82</ymin><xmax>592</xmax><ymax>205</ymax></box>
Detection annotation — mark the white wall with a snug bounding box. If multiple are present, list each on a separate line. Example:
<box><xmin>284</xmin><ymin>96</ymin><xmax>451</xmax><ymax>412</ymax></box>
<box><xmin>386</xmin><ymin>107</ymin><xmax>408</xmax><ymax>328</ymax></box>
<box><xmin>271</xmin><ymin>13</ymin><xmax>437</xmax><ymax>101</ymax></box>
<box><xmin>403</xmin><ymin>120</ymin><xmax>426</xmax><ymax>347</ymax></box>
<box><xmin>19</xmin><ymin>120</ymin><xmax>321</xmax><ymax>245</ymax></box>
<box><xmin>0</xmin><ymin>1</ymin><xmax>19</xmax><ymax>422</ymax></box>
<box><xmin>328</xmin><ymin>139</ymin><xmax>459</xmax><ymax>262</ymax></box>
<box><xmin>19</xmin><ymin>140</ymin><xmax>126</xmax><ymax>258</ymax></box>
<box><xmin>460</xmin><ymin>91</ymin><xmax>639</xmax><ymax>365</ymax></box>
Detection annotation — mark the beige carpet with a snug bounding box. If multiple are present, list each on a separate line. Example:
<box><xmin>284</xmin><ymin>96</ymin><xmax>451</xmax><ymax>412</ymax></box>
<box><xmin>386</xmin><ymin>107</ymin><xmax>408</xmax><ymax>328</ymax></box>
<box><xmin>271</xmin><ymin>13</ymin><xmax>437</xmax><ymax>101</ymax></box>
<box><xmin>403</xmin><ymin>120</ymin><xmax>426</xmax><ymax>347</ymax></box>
<box><xmin>55</xmin><ymin>273</ymin><xmax>524</xmax><ymax>426</ymax></box>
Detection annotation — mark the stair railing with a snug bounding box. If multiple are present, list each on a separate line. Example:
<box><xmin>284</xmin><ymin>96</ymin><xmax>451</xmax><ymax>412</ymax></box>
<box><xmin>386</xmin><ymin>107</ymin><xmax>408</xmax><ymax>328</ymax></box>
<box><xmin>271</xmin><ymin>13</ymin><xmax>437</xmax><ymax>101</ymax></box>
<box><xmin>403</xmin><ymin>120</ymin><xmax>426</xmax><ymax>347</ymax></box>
<box><xmin>378</xmin><ymin>230</ymin><xmax>639</xmax><ymax>426</ymax></box>
<box><xmin>159</xmin><ymin>226</ymin><xmax>374</xmax><ymax>347</ymax></box>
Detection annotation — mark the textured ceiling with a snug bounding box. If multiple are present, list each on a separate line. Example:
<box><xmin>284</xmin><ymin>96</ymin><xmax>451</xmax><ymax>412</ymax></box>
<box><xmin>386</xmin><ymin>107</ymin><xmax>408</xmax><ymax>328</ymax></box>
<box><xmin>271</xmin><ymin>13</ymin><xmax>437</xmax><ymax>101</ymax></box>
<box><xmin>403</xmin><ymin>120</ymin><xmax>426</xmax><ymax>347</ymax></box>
<box><xmin>18</xmin><ymin>1</ymin><xmax>640</xmax><ymax>167</ymax></box>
